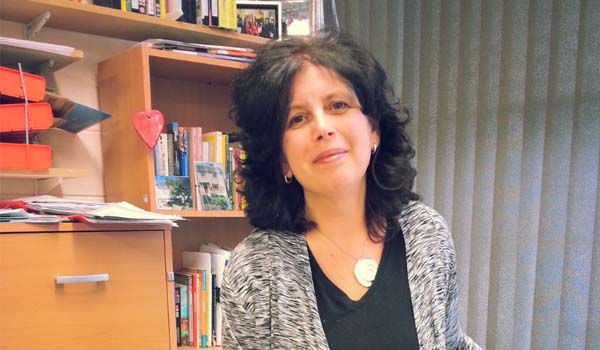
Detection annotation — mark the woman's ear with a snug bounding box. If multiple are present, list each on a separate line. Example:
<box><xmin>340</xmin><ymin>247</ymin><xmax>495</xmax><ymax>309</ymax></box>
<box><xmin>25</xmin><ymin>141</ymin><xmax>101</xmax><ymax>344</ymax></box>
<box><xmin>371</xmin><ymin>128</ymin><xmax>380</xmax><ymax>149</ymax></box>
<box><xmin>282</xmin><ymin>162</ymin><xmax>293</xmax><ymax>178</ymax></box>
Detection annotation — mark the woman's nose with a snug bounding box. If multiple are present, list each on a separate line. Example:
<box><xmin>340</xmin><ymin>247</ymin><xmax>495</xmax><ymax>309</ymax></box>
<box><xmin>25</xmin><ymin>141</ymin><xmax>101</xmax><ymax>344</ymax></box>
<box><xmin>314</xmin><ymin>111</ymin><xmax>335</xmax><ymax>140</ymax></box>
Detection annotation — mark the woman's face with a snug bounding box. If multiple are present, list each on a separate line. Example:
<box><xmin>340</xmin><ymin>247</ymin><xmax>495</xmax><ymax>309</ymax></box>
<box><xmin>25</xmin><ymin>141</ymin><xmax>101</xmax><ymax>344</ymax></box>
<box><xmin>282</xmin><ymin>63</ymin><xmax>379</xmax><ymax>197</ymax></box>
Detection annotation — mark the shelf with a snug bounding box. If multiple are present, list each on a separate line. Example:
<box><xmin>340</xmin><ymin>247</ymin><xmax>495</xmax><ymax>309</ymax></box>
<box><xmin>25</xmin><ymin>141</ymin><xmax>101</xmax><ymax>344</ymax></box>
<box><xmin>0</xmin><ymin>0</ymin><xmax>269</xmax><ymax>49</ymax></box>
<box><xmin>0</xmin><ymin>39</ymin><xmax>83</xmax><ymax>74</ymax></box>
<box><xmin>157</xmin><ymin>210</ymin><xmax>245</xmax><ymax>218</ymax></box>
<box><xmin>0</xmin><ymin>167</ymin><xmax>87</xmax><ymax>179</ymax></box>
<box><xmin>148</xmin><ymin>48</ymin><xmax>247</xmax><ymax>83</ymax></box>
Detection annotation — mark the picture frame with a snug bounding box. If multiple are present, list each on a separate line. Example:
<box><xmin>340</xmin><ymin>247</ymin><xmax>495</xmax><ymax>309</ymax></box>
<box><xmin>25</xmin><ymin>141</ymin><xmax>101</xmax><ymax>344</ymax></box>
<box><xmin>280</xmin><ymin>0</ymin><xmax>316</xmax><ymax>38</ymax></box>
<box><xmin>236</xmin><ymin>1</ymin><xmax>282</xmax><ymax>40</ymax></box>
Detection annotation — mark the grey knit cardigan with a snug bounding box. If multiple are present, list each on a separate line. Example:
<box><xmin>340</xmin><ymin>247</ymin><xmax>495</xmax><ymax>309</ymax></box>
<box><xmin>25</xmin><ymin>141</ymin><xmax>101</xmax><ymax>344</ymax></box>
<box><xmin>222</xmin><ymin>201</ymin><xmax>481</xmax><ymax>350</ymax></box>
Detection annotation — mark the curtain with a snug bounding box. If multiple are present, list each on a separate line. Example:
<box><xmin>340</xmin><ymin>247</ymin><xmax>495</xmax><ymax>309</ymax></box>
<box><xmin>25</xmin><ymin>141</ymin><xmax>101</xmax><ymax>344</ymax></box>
<box><xmin>326</xmin><ymin>0</ymin><xmax>600</xmax><ymax>349</ymax></box>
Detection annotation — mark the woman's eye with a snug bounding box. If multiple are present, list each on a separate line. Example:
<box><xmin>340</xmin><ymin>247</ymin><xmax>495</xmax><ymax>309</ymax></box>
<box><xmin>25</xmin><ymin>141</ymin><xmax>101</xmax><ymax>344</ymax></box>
<box><xmin>330</xmin><ymin>101</ymin><xmax>348</xmax><ymax>111</ymax></box>
<box><xmin>288</xmin><ymin>115</ymin><xmax>305</xmax><ymax>127</ymax></box>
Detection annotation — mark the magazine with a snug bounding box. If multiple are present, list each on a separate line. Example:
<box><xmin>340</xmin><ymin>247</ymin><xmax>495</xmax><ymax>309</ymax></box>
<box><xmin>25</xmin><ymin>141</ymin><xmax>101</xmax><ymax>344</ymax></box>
<box><xmin>193</xmin><ymin>162</ymin><xmax>232</xmax><ymax>211</ymax></box>
<box><xmin>155</xmin><ymin>176</ymin><xmax>193</xmax><ymax>210</ymax></box>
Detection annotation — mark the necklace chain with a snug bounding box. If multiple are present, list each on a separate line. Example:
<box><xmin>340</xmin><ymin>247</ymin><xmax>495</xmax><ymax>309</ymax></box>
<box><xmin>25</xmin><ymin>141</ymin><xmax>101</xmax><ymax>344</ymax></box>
<box><xmin>314</xmin><ymin>228</ymin><xmax>367</xmax><ymax>261</ymax></box>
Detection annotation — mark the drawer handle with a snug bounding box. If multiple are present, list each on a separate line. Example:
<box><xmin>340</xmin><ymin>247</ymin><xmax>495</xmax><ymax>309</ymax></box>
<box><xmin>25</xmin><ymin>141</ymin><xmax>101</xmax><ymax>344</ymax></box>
<box><xmin>55</xmin><ymin>273</ymin><xmax>109</xmax><ymax>284</ymax></box>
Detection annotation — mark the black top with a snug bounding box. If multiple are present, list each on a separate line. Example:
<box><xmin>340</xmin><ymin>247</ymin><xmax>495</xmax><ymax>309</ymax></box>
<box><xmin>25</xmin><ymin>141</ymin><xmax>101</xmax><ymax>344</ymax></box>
<box><xmin>308</xmin><ymin>230</ymin><xmax>419</xmax><ymax>350</ymax></box>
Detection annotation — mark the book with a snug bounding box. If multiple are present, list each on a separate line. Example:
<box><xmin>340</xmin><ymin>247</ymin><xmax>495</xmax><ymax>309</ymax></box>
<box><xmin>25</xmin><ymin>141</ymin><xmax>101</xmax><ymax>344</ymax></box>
<box><xmin>175</xmin><ymin>272</ymin><xmax>193</xmax><ymax>346</ymax></box>
<box><xmin>179</xmin><ymin>271</ymin><xmax>199</xmax><ymax>347</ymax></box>
<box><xmin>198</xmin><ymin>0</ymin><xmax>210</xmax><ymax>25</ymax></box>
<box><xmin>198</xmin><ymin>244</ymin><xmax>231</xmax><ymax>345</ymax></box>
<box><xmin>176</xmin><ymin>126</ymin><xmax>189</xmax><ymax>177</ymax></box>
<box><xmin>155</xmin><ymin>133</ymin><xmax>169</xmax><ymax>176</ymax></box>
<box><xmin>155</xmin><ymin>175</ymin><xmax>193</xmax><ymax>210</ymax></box>
<box><xmin>175</xmin><ymin>285</ymin><xmax>181</xmax><ymax>346</ymax></box>
<box><xmin>166</xmin><ymin>122</ymin><xmax>179</xmax><ymax>175</ymax></box>
<box><xmin>93</xmin><ymin>0</ymin><xmax>121</xmax><ymax>9</ymax></box>
<box><xmin>182</xmin><ymin>251</ymin><xmax>212</xmax><ymax>347</ymax></box>
<box><xmin>201</xmin><ymin>130</ymin><xmax>222</xmax><ymax>165</ymax></box>
<box><xmin>167</xmin><ymin>0</ymin><xmax>184</xmax><ymax>20</ymax></box>
<box><xmin>193</xmin><ymin>162</ymin><xmax>232</xmax><ymax>211</ymax></box>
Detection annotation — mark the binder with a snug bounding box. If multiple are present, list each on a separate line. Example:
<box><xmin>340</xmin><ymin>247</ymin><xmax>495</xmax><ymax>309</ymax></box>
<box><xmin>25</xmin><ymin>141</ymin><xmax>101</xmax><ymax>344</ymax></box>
<box><xmin>0</xmin><ymin>143</ymin><xmax>52</xmax><ymax>170</ymax></box>
<box><xmin>0</xmin><ymin>103</ymin><xmax>53</xmax><ymax>132</ymax></box>
<box><xmin>0</xmin><ymin>66</ymin><xmax>46</xmax><ymax>102</ymax></box>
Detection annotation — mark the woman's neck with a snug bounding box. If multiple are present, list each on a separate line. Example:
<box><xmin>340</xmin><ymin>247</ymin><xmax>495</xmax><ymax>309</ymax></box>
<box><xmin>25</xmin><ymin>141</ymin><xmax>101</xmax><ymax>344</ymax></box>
<box><xmin>304</xmin><ymin>184</ymin><xmax>368</xmax><ymax>242</ymax></box>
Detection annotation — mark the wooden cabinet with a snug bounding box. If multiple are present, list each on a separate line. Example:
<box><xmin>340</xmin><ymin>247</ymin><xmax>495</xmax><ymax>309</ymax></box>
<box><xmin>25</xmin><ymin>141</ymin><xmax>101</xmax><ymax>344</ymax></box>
<box><xmin>0</xmin><ymin>223</ymin><xmax>177</xmax><ymax>350</ymax></box>
<box><xmin>98</xmin><ymin>45</ymin><xmax>254</xmax><ymax>218</ymax></box>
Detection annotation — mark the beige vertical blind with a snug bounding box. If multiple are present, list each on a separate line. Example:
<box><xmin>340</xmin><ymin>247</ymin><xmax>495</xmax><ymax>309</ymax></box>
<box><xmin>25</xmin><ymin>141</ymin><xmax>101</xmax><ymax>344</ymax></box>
<box><xmin>331</xmin><ymin>0</ymin><xmax>599</xmax><ymax>349</ymax></box>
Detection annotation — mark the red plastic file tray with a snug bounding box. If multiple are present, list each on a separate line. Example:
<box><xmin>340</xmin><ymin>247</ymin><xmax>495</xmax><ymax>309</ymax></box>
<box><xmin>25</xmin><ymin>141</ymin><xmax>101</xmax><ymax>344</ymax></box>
<box><xmin>0</xmin><ymin>142</ymin><xmax>52</xmax><ymax>170</ymax></box>
<box><xmin>0</xmin><ymin>66</ymin><xmax>46</xmax><ymax>102</ymax></box>
<box><xmin>0</xmin><ymin>103</ymin><xmax>53</xmax><ymax>132</ymax></box>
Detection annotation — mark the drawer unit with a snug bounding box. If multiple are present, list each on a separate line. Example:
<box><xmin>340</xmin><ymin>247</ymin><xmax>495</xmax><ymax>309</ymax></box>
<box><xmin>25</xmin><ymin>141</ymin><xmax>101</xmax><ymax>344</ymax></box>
<box><xmin>0</xmin><ymin>223</ymin><xmax>176</xmax><ymax>350</ymax></box>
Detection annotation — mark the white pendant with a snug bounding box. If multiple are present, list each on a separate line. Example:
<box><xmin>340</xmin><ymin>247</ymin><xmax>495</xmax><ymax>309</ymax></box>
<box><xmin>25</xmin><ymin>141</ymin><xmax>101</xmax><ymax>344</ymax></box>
<box><xmin>354</xmin><ymin>258</ymin><xmax>378</xmax><ymax>287</ymax></box>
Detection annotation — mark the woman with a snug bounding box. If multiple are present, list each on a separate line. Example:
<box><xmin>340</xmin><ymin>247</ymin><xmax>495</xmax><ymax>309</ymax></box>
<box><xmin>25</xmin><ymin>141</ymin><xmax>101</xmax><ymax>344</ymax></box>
<box><xmin>222</xmin><ymin>31</ymin><xmax>480</xmax><ymax>350</ymax></box>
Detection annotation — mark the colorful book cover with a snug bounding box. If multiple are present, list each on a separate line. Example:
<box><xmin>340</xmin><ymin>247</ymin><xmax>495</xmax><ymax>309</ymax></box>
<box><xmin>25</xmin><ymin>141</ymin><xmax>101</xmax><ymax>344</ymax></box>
<box><xmin>193</xmin><ymin>162</ymin><xmax>232</xmax><ymax>211</ymax></box>
<box><xmin>155</xmin><ymin>175</ymin><xmax>193</xmax><ymax>210</ymax></box>
<box><xmin>175</xmin><ymin>272</ymin><xmax>192</xmax><ymax>345</ymax></box>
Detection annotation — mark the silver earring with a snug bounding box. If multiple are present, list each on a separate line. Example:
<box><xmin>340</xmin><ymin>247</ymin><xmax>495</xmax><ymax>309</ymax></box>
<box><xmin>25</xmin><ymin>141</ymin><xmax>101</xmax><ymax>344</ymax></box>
<box><xmin>372</xmin><ymin>143</ymin><xmax>378</xmax><ymax>154</ymax></box>
<box><xmin>284</xmin><ymin>174</ymin><xmax>293</xmax><ymax>184</ymax></box>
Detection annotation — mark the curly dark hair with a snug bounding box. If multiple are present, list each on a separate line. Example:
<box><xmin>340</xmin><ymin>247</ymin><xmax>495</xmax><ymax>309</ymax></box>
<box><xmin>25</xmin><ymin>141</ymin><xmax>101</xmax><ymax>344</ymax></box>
<box><xmin>230</xmin><ymin>30</ymin><xmax>418</xmax><ymax>241</ymax></box>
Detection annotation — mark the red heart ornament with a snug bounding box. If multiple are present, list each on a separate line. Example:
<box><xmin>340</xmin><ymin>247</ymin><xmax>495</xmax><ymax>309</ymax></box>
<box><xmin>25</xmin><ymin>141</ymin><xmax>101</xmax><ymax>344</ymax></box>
<box><xmin>132</xmin><ymin>110</ymin><xmax>164</xmax><ymax>148</ymax></box>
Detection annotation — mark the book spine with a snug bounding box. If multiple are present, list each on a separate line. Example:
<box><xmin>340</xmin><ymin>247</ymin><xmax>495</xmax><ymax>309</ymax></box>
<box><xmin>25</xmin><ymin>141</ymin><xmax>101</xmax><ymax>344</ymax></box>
<box><xmin>210</xmin><ymin>0</ymin><xmax>218</xmax><ymax>26</ymax></box>
<box><xmin>175</xmin><ymin>273</ymin><xmax>192</xmax><ymax>345</ymax></box>
<box><xmin>200</xmin><ymin>0</ymin><xmax>209</xmax><ymax>25</ymax></box>
<box><xmin>166</xmin><ymin>133</ymin><xmax>175</xmax><ymax>176</ymax></box>
<box><xmin>175</xmin><ymin>285</ymin><xmax>181</xmax><ymax>346</ymax></box>
<box><xmin>147</xmin><ymin>0</ymin><xmax>156</xmax><ymax>16</ymax></box>
<box><xmin>191</xmin><ymin>272</ymin><xmax>199</xmax><ymax>347</ymax></box>
<box><xmin>158</xmin><ymin>133</ymin><xmax>169</xmax><ymax>176</ymax></box>
<box><xmin>177</xmin><ymin>127</ymin><xmax>189</xmax><ymax>176</ymax></box>
<box><xmin>211</xmin><ymin>273</ymin><xmax>217</xmax><ymax>345</ymax></box>
<box><xmin>159</xmin><ymin>0</ymin><xmax>165</xmax><ymax>17</ymax></box>
<box><xmin>167</xmin><ymin>122</ymin><xmax>179</xmax><ymax>176</ymax></box>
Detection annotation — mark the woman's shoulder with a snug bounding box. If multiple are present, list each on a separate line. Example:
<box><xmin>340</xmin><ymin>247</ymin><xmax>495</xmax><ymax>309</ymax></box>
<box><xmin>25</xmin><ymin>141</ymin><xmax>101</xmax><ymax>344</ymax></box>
<box><xmin>400</xmin><ymin>201</ymin><xmax>448</xmax><ymax>230</ymax></box>
<box><xmin>399</xmin><ymin>201</ymin><xmax>454</xmax><ymax>254</ymax></box>
<box><xmin>231</xmin><ymin>228</ymin><xmax>304</xmax><ymax>256</ymax></box>
<box><xmin>226</xmin><ymin>229</ymin><xmax>304</xmax><ymax>277</ymax></box>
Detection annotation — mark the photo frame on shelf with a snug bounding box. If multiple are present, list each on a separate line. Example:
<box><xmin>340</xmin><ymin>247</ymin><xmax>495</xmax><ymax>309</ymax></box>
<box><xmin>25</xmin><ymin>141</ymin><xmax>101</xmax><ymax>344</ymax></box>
<box><xmin>280</xmin><ymin>0</ymin><xmax>317</xmax><ymax>38</ymax></box>
<box><xmin>236</xmin><ymin>1</ymin><xmax>282</xmax><ymax>40</ymax></box>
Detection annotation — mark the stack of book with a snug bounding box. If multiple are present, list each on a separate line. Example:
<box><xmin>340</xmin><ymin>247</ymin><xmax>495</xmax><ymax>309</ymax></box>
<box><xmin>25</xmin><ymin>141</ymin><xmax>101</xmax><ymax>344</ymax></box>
<box><xmin>153</xmin><ymin>121</ymin><xmax>245</xmax><ymax>212</ymax></box>
<box><xmin>175</xmin><ymin>245</ymin><xmax>231</xmax><ymax>347</ymax></box>
<box><xmin>92</xmin><ymin>0</ymin><xmax>237</xmax><ymax>29</ymax></box>
<box><xmin>145</xmin><ymin>38</ymin><xmax>256</xmax><ymax>63</ymax></box>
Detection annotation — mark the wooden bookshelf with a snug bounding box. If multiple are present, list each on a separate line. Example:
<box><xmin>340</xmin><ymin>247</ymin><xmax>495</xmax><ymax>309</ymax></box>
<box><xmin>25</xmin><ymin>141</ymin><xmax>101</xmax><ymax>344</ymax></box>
<box><xmin>0</xmin><ymin>40</ymin><xmax>83</xmax><ymax>73</ymax></box>
<box><xmin>98</xmin><ymin>44</ymin><xmax>246</xmax><ymax>216</ymax></box>
<box><xmin>0</xmin><ymin>167</ymin><xmax>87</xmax><ymax>179</ymax></box>
<box><xmin>0</xmin><ymin>0</ymin><xmax>268</xmax><ymax>48</ymax></box>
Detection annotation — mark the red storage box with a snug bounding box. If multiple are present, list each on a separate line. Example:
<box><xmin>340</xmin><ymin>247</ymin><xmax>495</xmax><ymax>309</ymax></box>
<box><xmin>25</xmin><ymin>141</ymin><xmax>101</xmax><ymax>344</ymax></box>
<box><xmin>0</xmin><ymin>142</ymin><xmax>52</xmax><ymax>170</ymax></box>
<box><xmin>0</xmin><ymin>103</ymin><xmax>53</xmax><ymax>132</ymax></box>
<box><xmin>0</xmin><ymin>66</ymin><xmax>46</xmax><ymax>102</ymax></box>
